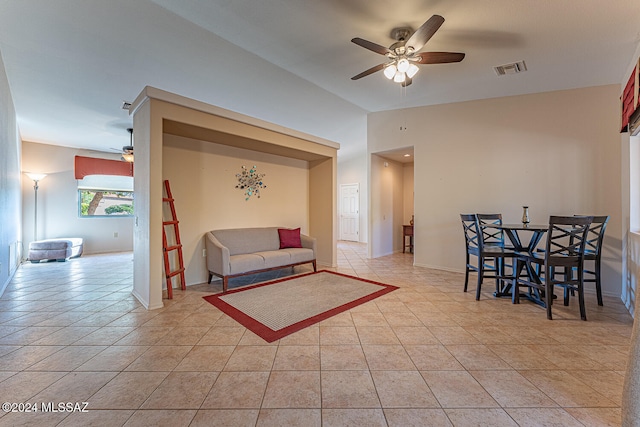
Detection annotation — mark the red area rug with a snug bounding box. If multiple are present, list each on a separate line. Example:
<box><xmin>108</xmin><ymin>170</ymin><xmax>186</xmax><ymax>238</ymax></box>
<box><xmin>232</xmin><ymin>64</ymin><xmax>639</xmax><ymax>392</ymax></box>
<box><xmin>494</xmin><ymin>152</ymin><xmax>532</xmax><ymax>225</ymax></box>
<box><xmin>203</xmin><ymin>270</ymin><xmax>398</xmax><ymax>342</ymax></box>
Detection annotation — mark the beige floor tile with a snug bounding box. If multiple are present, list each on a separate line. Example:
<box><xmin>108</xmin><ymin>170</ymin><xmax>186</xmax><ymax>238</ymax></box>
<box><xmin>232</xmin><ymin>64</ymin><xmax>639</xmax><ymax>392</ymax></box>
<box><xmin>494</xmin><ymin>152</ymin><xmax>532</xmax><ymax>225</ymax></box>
<box><xmin>125</xmin><ymin>345</ymin><xmax>192</xmax><ymax>371</ymax></box>
<box><xmin>272</xmin><ymin>345</ymin><xmax>319</xmax><ymax>370</ymax></box>
<box><xmin>30</xmin><ymin>326</ymin><xmax>100</xmax><ymax>345</ymax></box>
<box><xmin>506</xmin><ymin>407</ymin><xmax>584</xmax><ymax>426</ymax></box>
<box><xmin>356</xmin><ymin>326</ymin><xmax>400</xmax><ymax>344</ymax></box>
<box><xmin>76</xmin><ymin>345</ymin><xmax>149</xmax><ymax>371</ymax></box>
<box><xmin>154</xmin><ymin>326</ymin><xmax>211</xmax><ymax>346</ymax></box>
<box><xmin>319</xmin><ymin>326</ymin><xmax>360</xmax><ymax>345</ymax></box>
<box><xmin>57</xmin><ymin>410</ymin><xmax>135</xmax><ymax>427</ymax></box>
<box><xmin>351</xmin><ymin>312</ymin><xmax>389</xmax><ymax>327</ymax></box>
<box><xmin>277</xmin><ymin>325</ymin><xmax>319</xmax><ymax>345</ymax></box>
<box><xmin>0</xmin><ymin>411</ymin><xmax>68</xmax><ymax>426</ymax></box>
<box><xmin>113</xmin><ymin>326</ymin><xmax>173</xmax><ymax>346</ymax></box>
<box><xmin>321</xmin><ymin>345</ymin><xmax>368</xmax><ymax>370</ymax></box>
<box><xmin>174</xmin><ymin>345</ymin><xmax>234</xmax><ymax>371</ymax></box>
<box><xmin>529</xmin><ymin>344</ymin><xmax>607</xmax><ymax>370</ymax></box>
<box><xmin>446</xmin><ymin>344</ymin><xmax>512</xmax><ymax>370</ymax></box>
<box><xmin>564</xmin><ymin>407</ymin><xmax>622</xmax><ymax>427</ymax></box>
<box><xmin>141</xmin><ymin>371</ymin><xmax>218</xmax><ymax>409</ymax></box>
<box><xmin>567</xmin><ymin>370</ymin><xmax>625</xmax><ymax>403</ymax></box>
<box><xmin>197</xmin><ymin>326</ymin><xmax>245</xmax><ymax>345</ymax></box>
<box><xmin>371</xmin><ymin>370</ymin><xmax>439</xmax><ymax>407</ymax></box>
<box><xmin>318</xmin><ymin>311</ymin><xmax>354</xmax><ymax>327</ymax></box>
<box><xmin>519</xmin><ymin>369</ymin><xmax>617</xmax><ymax>407</ymax></box>
<box><xmin>0</xmin><ymin>371</ymin><xmax>67</xmax><ymax>402</ymax></box>
<box><xmin>201</xmin><ymin>371</ymin><xmax>270</xmax><ymax>409</ymax></box>
<box><xmin>189</xmin><ymin>409</ymin><xmax>259</xmax><ymax>427</ymax></box>
<box><xmin>321</xmin><ymin>408</ymin><xmax>387</xmax><ymax>427</ymax></box>
<box><xmin>321</xmin><ymin>371</ymin><xmax>380</xmax><ymax>408</ymax></box>
<box><xmin>25</xmin><ymin>345</ymin><xmax>106</xmax><ymax>371</ymax></box>
<box><xmin>470</xmin><ymin>370</ymin><xmax>557</xmax><ymax>407</ymax></box>
<box><xmin>0</xmin><ymin>345</ymin><xmax>64</xmax><ymax>371</ymax></box>
<box><xmin>421</xmin><ymin>370</ymin><xmax>500</xmax><ymax>408</ymax></box>
<box><xmin>262</xmin><ymin>371</ymin><xmax>321</xmax><ymax>408</ymax></box>
<box><xmin>224</xmin><ymin>345</ymin><xmax>277</xmax><ymax>371</ymax></box>
<box><xmin>0</xmin><ymin>326</ymin><xmax>63</xmax><ymax>345</ymax></box>
<box><xmin>362</xmin><ymin>345</ymin><xmax>416</xmax><ymax>370</ymax></box>
<box><xmin>391</xmin><ymin>326</ymin><xmax>439</xmax><ymax>345</ymax></box>
<box><xmin>384</xmin><ymin>408</ymin><xmax>453</xmax><ymax>427</ymax></box>
<box><xmin>404</xmin><ymin>345</ymin><xmax>464</xmax><ymax>370</ymax></box>
<box><xmin>72</xmin><ymin>327</ymin><xmax>137</xmax><ymax>345</ymax></box>
<box><xmin>445</xmin><ymin>408</ymin><xmax>518</xmax><ymax>426</ymax></box>
<box><xmin>256</xmin><ymin>408</ymin><xmax>320</xmax><ymax>427</ymax></box>
<box><xmin>33</xmin><ymin>371</ymin><xmax>118</xmax><ymax>402</ymax></box>
<box><xmin>85</xmin><ymin>371</ymin><xmax>169</xmax><ymax>409</ymax></box>
<box><xmin>238</xmin><ymin>330</ymin><xmax>279</xmax><ymax>345</ymax></box>
<box><xmin>122</xmin><ymin>409</ymin><xmax>196</xmax><ymax>426</ymax></box>
<box><xmin>488</xmin><ymin>344</ymin><xmax>560</xmax><ymax>370</ymax></box>
<box><xmin>429</xmin><ymin>326</ymin><xmax>481</xmax><ymax>345</ymax></box>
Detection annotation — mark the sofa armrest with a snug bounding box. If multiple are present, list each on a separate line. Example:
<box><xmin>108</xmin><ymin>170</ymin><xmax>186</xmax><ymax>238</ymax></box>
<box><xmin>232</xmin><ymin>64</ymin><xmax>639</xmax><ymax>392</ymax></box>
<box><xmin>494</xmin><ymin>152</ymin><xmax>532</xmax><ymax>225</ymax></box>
<box><xmin>300</xmin><ymin>234</ymin><xmax>316</xmax><ymax>257</ymax></box>
<box><xmin>205</xmin><ymin>232</ymin><xmax>230</xmax><ymax>276</ymax></box>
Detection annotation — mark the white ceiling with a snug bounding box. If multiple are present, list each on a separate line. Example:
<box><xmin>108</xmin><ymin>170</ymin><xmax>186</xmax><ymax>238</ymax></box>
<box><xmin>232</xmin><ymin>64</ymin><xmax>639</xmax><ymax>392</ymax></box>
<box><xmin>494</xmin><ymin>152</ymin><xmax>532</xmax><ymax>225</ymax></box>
<box><xmin>1</xmin><ymin>0</ymin><xmax>639</xmax><ymax>153</ymax></box>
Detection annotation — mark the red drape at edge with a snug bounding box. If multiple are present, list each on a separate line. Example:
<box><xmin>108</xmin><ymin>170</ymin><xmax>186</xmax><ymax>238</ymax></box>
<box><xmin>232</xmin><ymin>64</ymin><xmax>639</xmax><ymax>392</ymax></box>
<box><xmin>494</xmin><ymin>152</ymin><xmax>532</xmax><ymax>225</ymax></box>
<box><xmin>74</xmin><ymin>155</ymin><xmax>134</xmax><ymax>179</ymax></box>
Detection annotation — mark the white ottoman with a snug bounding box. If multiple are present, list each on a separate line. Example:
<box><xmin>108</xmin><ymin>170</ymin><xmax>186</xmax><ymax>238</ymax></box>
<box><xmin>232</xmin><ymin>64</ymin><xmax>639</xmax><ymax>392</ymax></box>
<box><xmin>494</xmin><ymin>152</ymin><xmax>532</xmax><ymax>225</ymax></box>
<box><xmin>28</xmin><ymin>238</ymin><xmax>84</xmax><ymax>263</ymax></box>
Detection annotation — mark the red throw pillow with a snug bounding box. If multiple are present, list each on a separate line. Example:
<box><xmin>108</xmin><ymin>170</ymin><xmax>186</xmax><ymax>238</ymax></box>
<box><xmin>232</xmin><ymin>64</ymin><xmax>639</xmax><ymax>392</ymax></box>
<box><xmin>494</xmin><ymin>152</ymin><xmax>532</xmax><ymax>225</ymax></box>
<box><xmin>278</xmin><ymin>228</ymin><xmax>302</xmax><ymax>249</ymax></box>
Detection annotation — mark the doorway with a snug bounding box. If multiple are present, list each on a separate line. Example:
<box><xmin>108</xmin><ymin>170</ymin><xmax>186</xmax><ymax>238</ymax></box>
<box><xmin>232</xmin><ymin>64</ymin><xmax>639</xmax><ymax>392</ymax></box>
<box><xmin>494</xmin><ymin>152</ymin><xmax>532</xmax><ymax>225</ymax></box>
<box><xmin>340</xmin><ymin>183</ymin><xmax>360</xmax><ymax>241</ymax></box>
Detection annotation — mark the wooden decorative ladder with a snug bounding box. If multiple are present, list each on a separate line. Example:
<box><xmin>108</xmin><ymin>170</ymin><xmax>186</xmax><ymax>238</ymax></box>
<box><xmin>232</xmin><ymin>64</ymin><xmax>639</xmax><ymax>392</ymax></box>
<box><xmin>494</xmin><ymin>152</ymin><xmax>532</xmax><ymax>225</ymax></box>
<box><xmin>162</xmin><ymin>180</ymin><xmax>186</xmax><ymax>299</ymax></box>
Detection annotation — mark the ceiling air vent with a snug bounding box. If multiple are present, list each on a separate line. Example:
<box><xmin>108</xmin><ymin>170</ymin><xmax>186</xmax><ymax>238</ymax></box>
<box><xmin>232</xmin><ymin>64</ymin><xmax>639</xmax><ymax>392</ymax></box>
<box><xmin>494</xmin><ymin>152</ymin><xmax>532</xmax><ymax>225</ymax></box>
<box><xmin>493</xmin><ymin>60</ymin><xmax>527</xmax><ymax>76</ymax></box>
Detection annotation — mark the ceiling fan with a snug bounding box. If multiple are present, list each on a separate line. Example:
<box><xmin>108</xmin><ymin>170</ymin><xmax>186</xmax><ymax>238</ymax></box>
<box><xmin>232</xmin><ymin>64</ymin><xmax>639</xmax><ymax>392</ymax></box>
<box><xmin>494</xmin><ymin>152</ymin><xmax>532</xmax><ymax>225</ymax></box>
<box><xmin>111</xmin><ymin>128</ymin><xmax>134</xmax><ymax>162</ymax></box>
<box><xmin>351</xmin><ymin>15</ymin><xmax>465</xmax><ymax>87</ymax></box>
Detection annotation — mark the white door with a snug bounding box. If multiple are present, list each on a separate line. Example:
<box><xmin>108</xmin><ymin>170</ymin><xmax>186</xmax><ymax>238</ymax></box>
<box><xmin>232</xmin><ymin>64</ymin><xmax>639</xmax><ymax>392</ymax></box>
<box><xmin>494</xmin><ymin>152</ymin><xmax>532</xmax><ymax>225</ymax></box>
<box><xmin>340</xmin><ymin>183</ymin><xmax>360</xmax><ymax>241</ymax></box>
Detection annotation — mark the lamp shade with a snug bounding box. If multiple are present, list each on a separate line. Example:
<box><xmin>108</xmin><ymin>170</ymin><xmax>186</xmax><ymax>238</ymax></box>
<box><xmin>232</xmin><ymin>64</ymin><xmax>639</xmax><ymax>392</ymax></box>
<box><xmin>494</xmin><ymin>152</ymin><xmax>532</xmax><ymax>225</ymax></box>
<box><xmin>25</xmin><ymin>172</ymin><xmax>47</xmax><ymax>181</ymax></box>
<box><xmin>406</xmin><ymin>63</ymin><xmax>419</xmax><ymax>78</ymax></box>
<box><xmin>383</xmin><ymin>64</ymin><xmax>397</xmax><ymax>79</ymax></box>
<box><xmin>393</xmin><ymin>71</ymin><xmax>406</xmax><ymax>83</ymax></box>
<box><xmin>397</xmin><ymin>58</ymin><xmax>409</xmax><ymax>73</ymax></box>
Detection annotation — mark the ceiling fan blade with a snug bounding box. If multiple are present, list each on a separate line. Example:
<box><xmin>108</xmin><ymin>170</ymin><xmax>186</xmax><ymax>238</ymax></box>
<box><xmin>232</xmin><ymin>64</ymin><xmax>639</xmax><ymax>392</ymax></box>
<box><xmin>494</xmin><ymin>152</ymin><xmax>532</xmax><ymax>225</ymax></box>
<box><xmin>351</xmin><ymin>63</ymin><xmax>386</xmax><ymax>80</ymax></box>
<box><xmin>406</xmin><ymin>15</ymin><xmax>445</xmax><ymax>52</ymax></box>
<box><xmin>351</xmin><ymin>37</ymin><xmax>392</xmax><ymax>55</ymax></box>
<box><xmin>414</xmin><ymin>52</ymin><xmax>465</xmax><ymax>64</ymax></box>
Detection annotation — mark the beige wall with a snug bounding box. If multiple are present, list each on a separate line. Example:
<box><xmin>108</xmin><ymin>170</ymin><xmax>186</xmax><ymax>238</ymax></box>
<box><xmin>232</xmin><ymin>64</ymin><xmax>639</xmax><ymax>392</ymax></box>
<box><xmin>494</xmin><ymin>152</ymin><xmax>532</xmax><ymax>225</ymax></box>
<box><xmin>403</xmin><ymin>163</ymin><xmax>415</xmax><ymax>226</ymax></box>
<box><xmin>21</xmin><ymin>142</ymin><xmax>134</xmax><ymax>255</ymax></box>
<box><xmin>369</xmin><ymin>85</ymin><xmax>623</xmax><ymax>297</ymax></box>
<box><xmin>162</xmin><ymin>134</ymin><xmax>310</xmax><ymax>286</ymax></box>
<box><xmin>370</xmin><ymin>155</ymin><xmax>405</xmax><ymax>257</ymax></box>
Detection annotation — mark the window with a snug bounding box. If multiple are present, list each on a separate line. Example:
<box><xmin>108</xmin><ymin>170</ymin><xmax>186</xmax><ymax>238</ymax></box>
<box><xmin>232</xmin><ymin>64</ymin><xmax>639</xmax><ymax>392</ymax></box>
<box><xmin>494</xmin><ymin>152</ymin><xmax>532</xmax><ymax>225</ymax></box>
<box><xmin>79</xmin><ymin>189</ymin><xmax>134</xmax><ymax>217</ymax></box>
<box><xmin>77</xmin><ymin>174</ymin><xmax>134</xmax><ymax>218</ymax></box>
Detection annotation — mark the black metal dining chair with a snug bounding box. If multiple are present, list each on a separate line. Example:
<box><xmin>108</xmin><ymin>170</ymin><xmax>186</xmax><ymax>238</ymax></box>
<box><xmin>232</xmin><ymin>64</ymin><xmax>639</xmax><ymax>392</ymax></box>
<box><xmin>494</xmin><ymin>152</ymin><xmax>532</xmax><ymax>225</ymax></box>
<box><xmin>513</xmin><ymin>215</ymin><xmax>593</xmax><ymax>320</ymax></box>
<box><xmin>460</xmin><ymin>214</ymin><xmax>516</xmax><ymax>300</ymax></box>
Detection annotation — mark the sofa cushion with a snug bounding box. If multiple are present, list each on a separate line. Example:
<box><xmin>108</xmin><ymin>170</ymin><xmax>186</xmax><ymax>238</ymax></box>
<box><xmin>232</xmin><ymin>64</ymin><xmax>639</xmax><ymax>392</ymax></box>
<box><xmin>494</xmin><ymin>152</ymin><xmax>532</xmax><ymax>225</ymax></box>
<box><xmin>255</xmin><ymin>251</ymin><xmax>292</xmax><ymax>269</ymax></box>
<box><xmin>280</xmin><ymin>248</ymin><xmax>314</xmax><ymax>264</ymax></box>
<box><xmin>278</xmin><ymin>228</ymin><xmax>302</xmax><ymax>249</ymax></box>
<box><xmin>213</xmin><ymin>228</ymin><xmax>280</xmax><ymax>256</ymax></box>
<box><xmin>229</xmin><ymin>254</ymin><xmax>265</xmax><ymax>274</ymax></box>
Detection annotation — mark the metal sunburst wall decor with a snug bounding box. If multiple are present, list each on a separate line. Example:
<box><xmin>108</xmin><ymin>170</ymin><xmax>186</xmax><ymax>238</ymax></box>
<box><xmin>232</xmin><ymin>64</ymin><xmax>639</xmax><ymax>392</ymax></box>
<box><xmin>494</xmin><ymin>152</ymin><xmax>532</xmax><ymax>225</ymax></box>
<box><xmin>235</xmin><ymin>165</ymin><xmax>266</xmax><ymax>201</ymax></box>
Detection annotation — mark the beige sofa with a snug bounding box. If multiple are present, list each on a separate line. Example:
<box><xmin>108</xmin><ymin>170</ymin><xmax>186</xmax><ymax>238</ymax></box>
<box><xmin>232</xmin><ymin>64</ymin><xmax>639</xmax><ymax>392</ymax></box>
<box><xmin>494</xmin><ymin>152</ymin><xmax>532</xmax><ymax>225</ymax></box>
<box><xmin>205</xmin><ymin>227</ymin><xmax>316</xmax><ymax>292</ymax></box>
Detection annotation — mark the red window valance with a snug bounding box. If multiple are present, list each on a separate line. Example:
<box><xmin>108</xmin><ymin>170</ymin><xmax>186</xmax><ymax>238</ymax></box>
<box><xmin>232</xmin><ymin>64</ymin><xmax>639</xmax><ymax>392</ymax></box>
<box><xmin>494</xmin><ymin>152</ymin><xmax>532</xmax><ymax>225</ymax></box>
<box><xmin>74</xmin><ymin>156</ymin><xmax>133</xmax><ymax>179</ymax></box>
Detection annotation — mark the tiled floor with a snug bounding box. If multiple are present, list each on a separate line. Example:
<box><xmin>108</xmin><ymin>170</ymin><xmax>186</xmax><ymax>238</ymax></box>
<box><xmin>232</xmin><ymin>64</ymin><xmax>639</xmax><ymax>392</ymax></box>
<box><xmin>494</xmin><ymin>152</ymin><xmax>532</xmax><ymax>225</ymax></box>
<box><xmin>0</xmin><ymin>242</ymin><xmax>632</xmax><ymax>426</ymax></box>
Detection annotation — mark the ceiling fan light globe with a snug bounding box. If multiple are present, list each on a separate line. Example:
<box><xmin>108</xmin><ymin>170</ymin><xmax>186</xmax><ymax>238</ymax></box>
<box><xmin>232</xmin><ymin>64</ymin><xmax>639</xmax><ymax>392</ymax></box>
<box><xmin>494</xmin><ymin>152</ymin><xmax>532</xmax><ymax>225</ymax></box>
<box><xmin>383</xmin><ymin>64</ymin><xmax>397</xmax><ymax>79</ymax></box>
<box><xmin>406</xmin><ymin>63</ymin><xmax>419</xmax><ymax>78</ymax></box>
<box><xmin>397</xmin><ymin>58</ymin><xmax>410</xmax><ymax>73</ymax></box>
<box><xmin>393</xmin><ymin>71</ymin><xmax>406</xmax><ymax>83</ymax></box>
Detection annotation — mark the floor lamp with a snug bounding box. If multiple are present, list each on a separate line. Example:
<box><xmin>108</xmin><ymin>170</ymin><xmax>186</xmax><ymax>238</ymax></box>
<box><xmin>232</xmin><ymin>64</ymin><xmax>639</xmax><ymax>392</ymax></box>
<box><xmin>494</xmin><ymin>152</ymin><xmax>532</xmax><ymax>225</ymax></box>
<box><xmin>25</xmin><ymin>172</ymin><xmax>47</xmax><ymax>242</ymax></box>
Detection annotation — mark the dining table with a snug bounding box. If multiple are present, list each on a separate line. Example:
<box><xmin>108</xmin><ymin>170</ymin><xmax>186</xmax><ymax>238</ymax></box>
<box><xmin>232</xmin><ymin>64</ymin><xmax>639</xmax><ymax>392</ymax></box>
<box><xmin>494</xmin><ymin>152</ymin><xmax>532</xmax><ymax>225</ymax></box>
<box><xmin>483</xmin><ymin>222</ymin><xmax>549</xmax><ymax>302</ymax></box>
